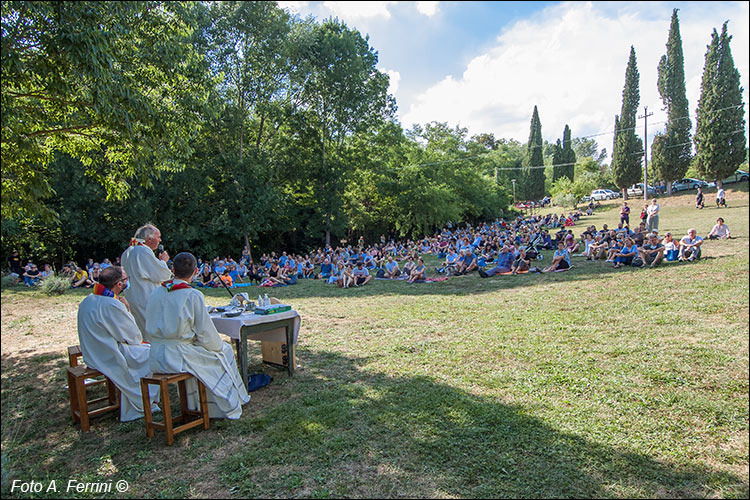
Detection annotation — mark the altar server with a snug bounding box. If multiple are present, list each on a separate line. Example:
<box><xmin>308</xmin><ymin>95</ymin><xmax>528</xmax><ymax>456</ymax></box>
<box><xmin>77</xmin><ymin>266</ymin><xmax>158</xmax><ymax>421</ymax></box>
<box><xmin>145</xmin><ymin>252</ymin><xmax>250</xmax><ymax>419</ymax></box>
<box><xmin>120</xmin><ymin>224</ymin><xmax>172</xmax><ymax>338</ymax></box>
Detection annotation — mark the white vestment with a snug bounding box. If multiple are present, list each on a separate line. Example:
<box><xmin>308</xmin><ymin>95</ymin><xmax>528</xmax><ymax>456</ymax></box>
<box><xmin>145</xmin><ymin>281</ymin><xmax>250</xmax><ymax>419</ymax></box>
<box><xmin>121</xmin><ymin>243</ymin><xmax>172</xmax><ymax>339</ymax></box>
<box><xmin>77</xmin><ymin>294</ymin><xmax>158</xmax><ymax>421</ymax></box>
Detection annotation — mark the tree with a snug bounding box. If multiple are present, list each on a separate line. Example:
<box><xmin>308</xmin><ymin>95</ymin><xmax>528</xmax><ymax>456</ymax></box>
<box><xmin>295</xmin><ymin>19</ymin><xmax>393</xmax><ymax>246</ymax></box>
<box><xmin>553</xmin><ymin>125</ymin><xmax>575</xmax><ymax>183</ymax></box>
<box><xmin>611</xmin><ymin>46</ymin><xmax>644</xmax><ymax>198</ymax></box>
<box><xmin>521</xmin><ymin>106</ymin><xmax>545</xmax><ymax>200</ymax></box>
<box><xmin>654</xmin><ymin>9</ymin><xmax>692</xmax><ymax>194</ymax></box>
<box><xmin>694</xmin><ymin>22</ymin><xmax>747</xmax><ymax>186</ymax></box>
<box><xmin>572</xmin><ymin>137</ymin><xmax>607</xmax><ymax>165</ymax></box>
<box><xmin>1</xmin><ymin>1</ymin><xmax>210</xmax><ymax>220</ymax></box>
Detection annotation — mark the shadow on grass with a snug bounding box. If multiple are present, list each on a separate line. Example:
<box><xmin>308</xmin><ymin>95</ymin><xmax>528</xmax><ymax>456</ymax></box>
<box><xmin>1</xmin><ymin>346</ymin><xmax>747</xmax><ymax>498</ymax></box>
<box><xmin>219</xmin><ymin>350</ymin><xmax>747</xmax><ymax>498</ymax></box>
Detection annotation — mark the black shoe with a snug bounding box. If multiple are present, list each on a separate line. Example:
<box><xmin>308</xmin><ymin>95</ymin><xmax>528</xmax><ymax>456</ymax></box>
<box><xmin>478</xmin><ymin>269</ymin><xmax>488</xmax><ymax>278</ymax></box>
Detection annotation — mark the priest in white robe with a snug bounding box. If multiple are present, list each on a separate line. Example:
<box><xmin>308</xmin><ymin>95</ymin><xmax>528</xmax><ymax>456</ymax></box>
<box><xmin>77</xmin><ymin>266</ymin><xmax>158</xmax><ymax>421</ymax></box>
<box><xmin>120</xmin><ymin>224</ymin><xmax>172</xmax><ymax>339</ymax></box>
<box><xmin>145</xmin><ymin>252</ymin><xmax>250</xmax><ymax>419</ymax></box>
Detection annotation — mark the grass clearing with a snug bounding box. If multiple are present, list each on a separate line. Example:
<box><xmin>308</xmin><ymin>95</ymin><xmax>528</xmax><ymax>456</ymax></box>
<box><xmin>2</xmin><ymin>187</ymin><xmax>748</xmax><ymax>498</ymax></box>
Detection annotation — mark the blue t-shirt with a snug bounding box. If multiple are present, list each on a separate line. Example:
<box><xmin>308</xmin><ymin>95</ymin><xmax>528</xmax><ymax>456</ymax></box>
<box><xmin>320</xmin><ymin>263</ymin><xmax>333</xmax><ymax>275</ymax></box>
<box><xmin>496</xmin><ymin>251</ymin><xmax>514</xmax><ymax>269</ymax></box>
<box><xmin>446</xmin><ymin>253</ymin><xmax>458</xmax><ymax>264</ymax></box>
<box><xmin>553</xmin><ymin>248</ymin><xmax>571</xmax><ymax>266</ymax></box>
<box><xmin>385</xmin><ymin>261</ymin><xmax>398</xmax><ymax>273</ymax></box>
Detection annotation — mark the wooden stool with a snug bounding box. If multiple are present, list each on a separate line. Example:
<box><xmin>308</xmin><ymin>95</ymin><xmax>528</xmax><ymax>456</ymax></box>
<box><xmin>67</xmin><ymin>345</ymin><xmax>107</xmax><ymax>389</ymax></box>
<box><xmin>140</xmin><ymin>373</ymin><xmax>210</xmax><ymax>446</ymax></box>
<box><xmin>66</xmin><ymin>365</ymin><xmax>120</xmax><ymax>431</ymax></box>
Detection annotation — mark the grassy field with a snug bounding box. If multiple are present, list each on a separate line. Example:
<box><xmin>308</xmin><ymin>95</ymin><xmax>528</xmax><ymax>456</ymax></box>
<box><xmin>2</xmin><ymin>186</ymin><xmax>748</xmax><ymax>498</ymax></box>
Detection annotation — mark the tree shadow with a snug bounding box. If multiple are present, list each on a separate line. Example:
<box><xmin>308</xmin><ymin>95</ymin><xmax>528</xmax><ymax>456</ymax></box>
<box><xmin>221</xmin><ymin>350</ymin><xmax>747</xmax><ymax>498</ymax></box>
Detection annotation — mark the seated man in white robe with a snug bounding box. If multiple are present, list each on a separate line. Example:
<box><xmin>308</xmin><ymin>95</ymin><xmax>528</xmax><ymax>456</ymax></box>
<box><xmin>77</xmin><ymin>266</ymin><xmax>158</xmax><ymax>421</ymax></box>
<box><xmin>145</xmin><ymin>252</ymin><xmax>250</xmax><ymax>419</ymax></box>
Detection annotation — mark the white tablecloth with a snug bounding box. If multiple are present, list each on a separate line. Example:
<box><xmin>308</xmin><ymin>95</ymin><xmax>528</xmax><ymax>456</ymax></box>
<box><xmin>210</xmin><ymin>310</ymin><xmax>300</xmax><ymax>343</ymax></box>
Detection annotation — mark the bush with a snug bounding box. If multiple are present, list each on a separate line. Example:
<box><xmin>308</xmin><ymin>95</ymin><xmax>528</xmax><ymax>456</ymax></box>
<box><xmin>1</xmin><ymin>274</ymin><xmax>20</xmax><ymax>289</ymax></box>
<box><xmin>39</xmin><ymin>276</ymin><xmax>70</xmax><ymax>296</ymax></box>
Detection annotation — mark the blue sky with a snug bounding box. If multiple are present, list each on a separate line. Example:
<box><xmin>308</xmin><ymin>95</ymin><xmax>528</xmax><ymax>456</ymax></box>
<box><xmin>279</xmin><ymin>2</ymin><xmax>749</xmax><ymax>158</ymax></box>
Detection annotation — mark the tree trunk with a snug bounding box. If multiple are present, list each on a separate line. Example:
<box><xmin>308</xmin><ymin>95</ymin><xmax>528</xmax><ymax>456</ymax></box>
<box><xmin>244</xmin><ymin>234</ymin><xmax>252</xmax><ymax>262</ymax></box>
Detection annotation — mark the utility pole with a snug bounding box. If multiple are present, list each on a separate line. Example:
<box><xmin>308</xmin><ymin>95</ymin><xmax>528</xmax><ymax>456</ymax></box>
<box><xmin>638</xmin><ymin>106</ymin><xmax>653</xmax><ymax>201</ymax></box>
<box><xmin>511</xmin><ymin>179</ymin><xmax>516</xmax><ymax>205</ymax></box>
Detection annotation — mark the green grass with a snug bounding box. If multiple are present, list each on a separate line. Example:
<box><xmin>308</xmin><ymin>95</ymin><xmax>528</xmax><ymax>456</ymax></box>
<box><xmin>2</xmin><ymin>188</ymin><xmax>748</xmax><ymax>498</ymax></box>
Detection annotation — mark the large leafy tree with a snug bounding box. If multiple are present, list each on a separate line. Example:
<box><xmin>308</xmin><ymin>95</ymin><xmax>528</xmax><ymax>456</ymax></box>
<box><xmin>694</xmin><ymin>22</ymin><xmax>746</xmax><ymax>186</ymax></box>
<box><xmin>654</xmin><ymin>9</ymin><xmax>692</xmax><ymax>193</ymax></box>
<box><xmin>295</xmin><ymin>18</ymin><xmax>393</xmax><ymax>246</ymax></box>
<box><xmin>1</xmin><ymin>1</ymin><xmax>210</xmax><ymax>220</ymax></box>
<box><xmin>611</xmin><ymin>46</ymin><xmax>644</xmax><ymax>197</ymax></box>
<box><xmin>522</xmin><ymin>106</ymin><xmax>545</xmax><ymax>200</ymax></box>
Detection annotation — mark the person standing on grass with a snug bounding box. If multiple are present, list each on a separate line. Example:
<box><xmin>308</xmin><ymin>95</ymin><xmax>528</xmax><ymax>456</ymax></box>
<box><xmin>120</xmin><ymin>224</ymin><xmax>172</xmax><ymax>339</ymax></box>
<box><xmin>620</xmin><ymin>201</ymin><xmax>630</xmax><ymax>226</ymax></box>
<box><xmin>77</xmin><ymin>266</ymin><xmax>159</xmax><ymax>422</ymax></box>
<box><xmin>646</xmin><ymin>198</ymin><xmax>660</xmax><ymax>233</ymax></box>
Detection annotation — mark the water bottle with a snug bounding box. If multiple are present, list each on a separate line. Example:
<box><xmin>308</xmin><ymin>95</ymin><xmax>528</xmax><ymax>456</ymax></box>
<box><xmin>263</xmin><ymin>294</ymin><xmax>270</xmax><ymax>307</ymax></box>
<box><xmin>258</xmin><ymin>295</ymin><xmax>263</xmax><ymax>307</ymax></box>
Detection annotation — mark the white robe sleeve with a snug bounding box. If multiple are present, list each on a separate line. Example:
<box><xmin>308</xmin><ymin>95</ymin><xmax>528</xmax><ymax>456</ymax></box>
<box><xmin>191</xmin><ymin>291</ymin><xmax>223</xmax><ymax>352</ymax></box>
<box><xmin>134</xmin><ymin>247</ymin><xmax>172</xmax><ymax>284</ymax></box>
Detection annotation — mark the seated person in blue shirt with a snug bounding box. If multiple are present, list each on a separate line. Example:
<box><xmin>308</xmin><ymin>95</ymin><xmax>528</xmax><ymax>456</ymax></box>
<box><xmin>542</xmin><ymin>241</ymin><xmax>572</xmax><ymax>272</ymax></box>
<box><xmin>302</xmin><ymin>258</ymin><xmax>314</xmax><ymax>279</ymax></box>
<box><xmin>383</xmin><ymin>256</ymin><xmax>400</xmax><ymax>278</ymax></box>
<box><xmin>479</xmin><ymin>245</ymin><xmax>515</xmax><ymax>277</ymax></box>
<box><xmin>228</xmin><ymin>264</ymin><xmax>242</xmax><ymax>284</ymax></box>
<box><xmin>436</xmin><ymin>248</ymin><xmax>459</xmax><ymax>274</ymax></box>
<box><xmin>612</xmin><ymin>237</ymin><xmax>639</xmax><ymax>269</ymax></box>
<box><xmin>456</xmin><ymin>249</ymin><xmax>478</xmax><ymax>275</ymax></box>
<box><xmin>214</xmin><ymin>260</ymin><xmax>226</xmax><ymax>275</ymax></box>
<box><xmin>407</xmin><ymin>258</ymin><xmax>427</xmax><ymax>283</ymax></box>
<box><xmin>317</xmin><ymin>258</ymin><xmax>334</xmax><ymax>279</ymax></box>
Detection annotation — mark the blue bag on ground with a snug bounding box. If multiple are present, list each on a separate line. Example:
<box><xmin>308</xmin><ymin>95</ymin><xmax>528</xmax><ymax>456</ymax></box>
<box><xmin>247</xmin><ymin>373</ymin><xmax>273</xmax><ymax>392</ymax></box>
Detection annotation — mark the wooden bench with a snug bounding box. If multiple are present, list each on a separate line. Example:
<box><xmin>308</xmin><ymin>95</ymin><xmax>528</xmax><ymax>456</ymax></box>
<box><xmin>140</xmin><ymin>373</ymin><xmax>210</xmax><ymax>446</ymax></box>
<box><xmin>66</xmin><ymin>365</ymin><xmax>120</xmax><ymax>431</ymax></box>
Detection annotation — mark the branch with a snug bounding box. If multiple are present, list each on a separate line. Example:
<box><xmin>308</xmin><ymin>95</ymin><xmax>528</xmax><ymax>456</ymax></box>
<box><xmin>24</xmin><ymin>124</ymin><xmax>98</xmax><ymax>138</ymax></box>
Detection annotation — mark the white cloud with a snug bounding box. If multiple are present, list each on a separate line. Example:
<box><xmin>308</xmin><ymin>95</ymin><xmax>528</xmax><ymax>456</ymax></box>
<box><xmin>277</xmin><ymin>1</ymin><xmax>309</xmax><ymax>15</ymax></box>
<box><xmin>416</xmin><ymin>1</ymin><xmax>439</xmax><ymax>17</ymax></box>
<box><xmin>382</xmin><ymin>68</ymin><xmax>401</xmax><ymax>96</ymax></box>
<box><xmin>322</xmin><ymin>1</ymin><xmax>397</xmax><ymax>21</ymax></box>
<box><xmin>401</xmin><ymin>1</ymin><xmax>749</xmax><ymax>157</ymax></box>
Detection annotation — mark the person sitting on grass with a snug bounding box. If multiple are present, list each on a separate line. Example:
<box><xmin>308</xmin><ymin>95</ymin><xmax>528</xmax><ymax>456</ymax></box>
<box><xmin>456</xmin><ymin>248</ymin><xmax>479</xmax><ymax>275</ymax></box>
<box><xmin>638</xmin><ymin>233</ymin><xmax>665</xmax><ymax>268</ymax></box>
<box><xmin>407</xmin><ymin>258</ymin><xmax>427</xmax><ymax>283</ymax></box>
<box><xmin>383</xmin><ymin>256</ymin><xmax>401</xmax><ymax>279</ymax></box>
<box><xmin>340</xmin><ymin>263</ymin><xmax>355</xmax><ymax>288</ymax></box>
<box><xmin>662</xmin><ymin>233</ymin><xmax>679</xmax><ymax>262</ymax></box>
<box><xmin>317</xmin><ymin>258</ymin><xmax>333</xmax><ymax>280</ymax></box>
<box><xmin>436</xmin><ymin>247</ymin><xmax>459</xmax><ymax>275</ymax></box>
<box><xmin>542</xmin><ymin>240</ymin><xmax>571</xmax><ymax>273</ymax></box>
<box><xmin>707</xmin><ymin>217</ymin><xmax>731</xmax><ymax>240</ymax></box>
<box><xmin>678</xmin><ymin>228</ymin><xmax>703</xmax><ymax>262</ymax></box>
<box><xmin>604</xmin><ymin>234</ymin><xmax>624</xmax><ymax>262</ymax></box>
<box><xmin>352</xmin><ymin>261</ymin><xmax>372</xmax><ymax>286</ymax></box>
<box><xmin>564</xmin><ymin>231</ymin><xmax>579</xmax><ymax>254</ymax></box>
<box><xmin>510</xmin><ymin>247</ymin><xmax>532</xmax><ymax>275</ymax></box>
<box><xmin>479</xmin><ymin>245</ymin><xmax>515</xmax><ymax>278</ymax></box>
<box><xmin>71</xmin><ymin>265</ymin><xmax>94</xmax><ymax>288</ymax></box>
<box><xmin>22</xmin><ymin>263</ymin><xmax>42</xmax><ymax>286</ymax></box>
<box><xmin>612</xmin><ymin>237</ymin><xmax>639</xmax><ymax>269</ymax></box>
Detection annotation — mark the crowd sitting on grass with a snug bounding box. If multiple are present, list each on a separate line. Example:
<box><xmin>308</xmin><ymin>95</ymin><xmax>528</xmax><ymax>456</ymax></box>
<box><xmin>6</xmin><ymin>204</ymin><xmax>735</xmax><ymax>289</ymax></box>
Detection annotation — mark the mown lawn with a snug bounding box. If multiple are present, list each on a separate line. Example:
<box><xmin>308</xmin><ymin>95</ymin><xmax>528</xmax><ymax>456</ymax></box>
<box><xmin>2</xmin><ymin>187</ymin><xmax>748</xmax><ymax>498</ymax></box>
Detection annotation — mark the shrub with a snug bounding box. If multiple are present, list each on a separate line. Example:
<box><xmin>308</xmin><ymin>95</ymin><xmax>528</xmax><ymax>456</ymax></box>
<box><xmin>1</xmin><ymin>274</ymin><xmax>19</xmax><ymax>289</ymax></box>
<box><xmin>40</xmin><ymin>276</ymin><xmax>70</xmax><ymax>296</ymax></box>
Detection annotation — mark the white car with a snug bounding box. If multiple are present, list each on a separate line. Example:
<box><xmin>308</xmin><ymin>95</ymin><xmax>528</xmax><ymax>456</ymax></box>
<box><xmin>603</xmin><ymin>189</ymin><xmax>621</xmax><ymax>199</ymax></box>
<box><xmin>590</xmin><ymin>189</ymin><xmax>613</xmax><ymax>201</ymax></box>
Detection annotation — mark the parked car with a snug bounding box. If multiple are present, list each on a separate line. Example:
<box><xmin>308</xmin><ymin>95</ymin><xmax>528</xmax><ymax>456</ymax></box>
<box><xmin>590</xmin><ymin>189</ymin><xmax>614</xmax><ymax>201</ymax></box>
<box><xmin>603</xmin><ymin>189</ymin><xmax>621</xmax><ymax>199</ymax></box>
<box><xmin>707</xmin><ymin>169</ymin><xmax>749</xmax><ymax>187</ymax></box>
<box><xmin>672</xmin><ymin>178</ymin><xmax>708</xmax><ymax>191</ymax></box>
<box><xmin>626</xmin><ymin>183</ymin><xmax>656</xmax><ymax>197</ymax></box>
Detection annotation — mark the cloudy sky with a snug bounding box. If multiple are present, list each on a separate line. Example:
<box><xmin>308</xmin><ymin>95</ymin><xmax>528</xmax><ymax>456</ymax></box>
<box><xmin>278</xmin><ymin>1</ymin><xmax>749</xmax><ymax>157</ymax></box>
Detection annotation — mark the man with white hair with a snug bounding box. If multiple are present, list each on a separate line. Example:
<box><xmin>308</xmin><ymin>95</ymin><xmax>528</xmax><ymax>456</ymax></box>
<box><xmin>678</xmin><ymin>228</ymin><xmax>703</xmax><ymax>262</ymax></box>
<box><xmin>121</xmin><ymin>224</ymin><xmax>172</xmax><ymax>338</ymax></box>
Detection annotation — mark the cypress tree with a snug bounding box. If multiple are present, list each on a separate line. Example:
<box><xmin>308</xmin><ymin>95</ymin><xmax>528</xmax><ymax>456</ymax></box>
<box><xmin>522</xmin><ymin>105</ymin><xmax>545</xmax><ymax>200</ymax></box>
<box><xmin>694</xmin><ymin>22</ymin><xmax>747</xmax><ymax>186</ymax></box>
<box><xmin>655</xmin><ymin>9</ymin><xmax>692</xmax><ymax>193</ymax></box>
<box><xmin>552</xmin><ymin>139</ymin><xmax>564</xmax><ymax>184</ymax></box>
<box><xmin>561</xmin><ymin>124</ymin><xmax>576</xmax><ymax>182</ymax></box>
<box><xmin>611</xmin><ymin>46</ymin><xmax>644</xmax><ymax>196</ymax></box>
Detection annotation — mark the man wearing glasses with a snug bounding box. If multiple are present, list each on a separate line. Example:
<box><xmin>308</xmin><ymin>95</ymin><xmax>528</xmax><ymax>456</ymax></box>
<box><xmin>77</xmin><ymin>266</ymin><xmax>158</xmax><ymax>421</ymax></box>
<box><xmin>121</xmin><ymin>223</ymin><xmax>172</xmax><ymax>339</ymax></box>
